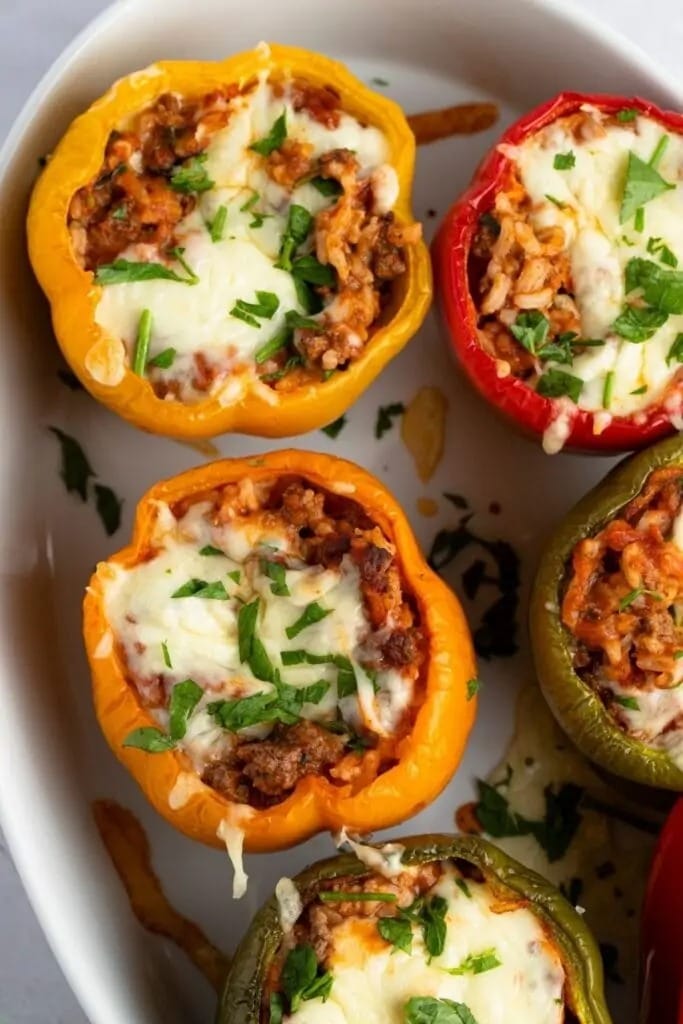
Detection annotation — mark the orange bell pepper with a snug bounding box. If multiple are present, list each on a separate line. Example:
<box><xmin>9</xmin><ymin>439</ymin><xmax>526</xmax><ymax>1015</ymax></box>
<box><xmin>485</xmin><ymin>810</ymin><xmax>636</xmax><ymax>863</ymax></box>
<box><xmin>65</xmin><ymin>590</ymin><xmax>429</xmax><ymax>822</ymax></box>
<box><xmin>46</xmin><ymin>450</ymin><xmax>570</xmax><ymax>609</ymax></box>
<box><xmin>83</xmin><ymin>450</ymin><xmax>476</xmax><ymax>852</ymax></box>
<box><xmin>27</xmin><ymin>44</ymin><xmax>431</xmax><ymax>440</ymax></box>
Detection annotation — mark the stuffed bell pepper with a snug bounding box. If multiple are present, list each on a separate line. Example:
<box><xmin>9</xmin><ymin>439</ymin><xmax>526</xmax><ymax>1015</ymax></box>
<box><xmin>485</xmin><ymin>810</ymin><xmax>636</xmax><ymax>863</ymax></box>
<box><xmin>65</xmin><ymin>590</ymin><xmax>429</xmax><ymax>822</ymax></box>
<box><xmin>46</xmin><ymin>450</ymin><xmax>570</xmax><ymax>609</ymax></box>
<box><xmin>83</xmin><ymin>452</ymin><xmax>476</xmax><ymax>863</ymax></box>
<box><xmin>531</xmin><ymin>433</ymin><xmax>683</xmax><ymax>789</ymax></box>
<box><xmin>434</xmin><ymin>92</ymin><xmax>683</xmax><ymax>454</ymax></box>
<box><xmin>218</xmin><ymin>832</ymin><xmax>612</xmax><ymax>1024</ymax></box>
<box><xmin>28</xmin><ymin>44</ymin><xmax>430</xmax><ymax>439</ymax></box>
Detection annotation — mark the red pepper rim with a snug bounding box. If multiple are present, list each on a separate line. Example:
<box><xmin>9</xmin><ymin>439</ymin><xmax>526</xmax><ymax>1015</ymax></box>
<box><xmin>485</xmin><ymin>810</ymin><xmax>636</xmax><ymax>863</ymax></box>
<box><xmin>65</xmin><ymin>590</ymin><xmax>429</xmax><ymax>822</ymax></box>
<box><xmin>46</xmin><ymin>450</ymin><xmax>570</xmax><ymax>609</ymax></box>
<box><xmin>641</xmin><ymin>798</ymin><xmax>683</xmax><ymax>1023</ymax></box>
<box><xmin>433</xmin><ymin>92</ymin><xmax>683</xmax><ymax>454</ymax></box>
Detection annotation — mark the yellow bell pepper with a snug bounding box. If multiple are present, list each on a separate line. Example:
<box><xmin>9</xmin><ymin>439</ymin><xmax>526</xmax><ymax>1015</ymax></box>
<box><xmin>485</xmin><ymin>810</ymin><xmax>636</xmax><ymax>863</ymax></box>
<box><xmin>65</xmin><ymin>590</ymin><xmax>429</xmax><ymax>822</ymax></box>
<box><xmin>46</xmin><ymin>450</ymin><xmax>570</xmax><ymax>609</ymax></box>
<box><xmin>27</xmin><ymin>44</ymin><xmax>431</xmax><ymax>439</ymax></box>
<box><xmin>83</xmin><ymin>450</ymin><xmax>477</xmax><ymax>852</ymax></box>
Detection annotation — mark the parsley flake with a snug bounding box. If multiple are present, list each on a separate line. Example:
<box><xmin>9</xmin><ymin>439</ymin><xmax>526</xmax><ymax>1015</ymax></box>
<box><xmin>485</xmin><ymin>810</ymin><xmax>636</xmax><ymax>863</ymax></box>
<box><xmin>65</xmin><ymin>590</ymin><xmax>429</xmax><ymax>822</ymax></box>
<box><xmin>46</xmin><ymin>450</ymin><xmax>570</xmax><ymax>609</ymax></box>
<box><xmin>375</xmin><ymin>402</ymin><xmax>405</xmax><ymax>439</ymax></box>
<box><xmin>250</xmin><ymin>112</ymin><xmax>287</xmax><ymax>156</ymax></box>
<box><xmin>553</xmin><ymin>151</ymin><xmax>575</xmax><ymax>170</ymax></box>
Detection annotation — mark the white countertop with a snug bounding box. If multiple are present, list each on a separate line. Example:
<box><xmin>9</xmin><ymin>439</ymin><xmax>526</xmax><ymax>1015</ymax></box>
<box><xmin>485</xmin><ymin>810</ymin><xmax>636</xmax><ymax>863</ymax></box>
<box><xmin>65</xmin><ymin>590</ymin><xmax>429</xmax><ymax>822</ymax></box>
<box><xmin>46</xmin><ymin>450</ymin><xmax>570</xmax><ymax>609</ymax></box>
<box><xmin>1</xmin><ymin>1</ymin><xmax>682</xmax><ymax>1020</ymax></box>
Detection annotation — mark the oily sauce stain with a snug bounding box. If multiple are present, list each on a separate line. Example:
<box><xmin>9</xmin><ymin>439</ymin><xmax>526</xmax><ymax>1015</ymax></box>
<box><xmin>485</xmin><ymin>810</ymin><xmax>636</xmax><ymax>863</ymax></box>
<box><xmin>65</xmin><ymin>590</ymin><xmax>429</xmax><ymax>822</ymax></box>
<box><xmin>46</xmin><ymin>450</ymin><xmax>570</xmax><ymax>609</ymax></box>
<box><xmin>92</xmin><ymin>799</ymin><xmax>230</xmax><ymax>992</ymax></box>
<box><xmin>408</xmin><ymin>102</ymin><xmax>499</xmax><ymax>145</ymax></box>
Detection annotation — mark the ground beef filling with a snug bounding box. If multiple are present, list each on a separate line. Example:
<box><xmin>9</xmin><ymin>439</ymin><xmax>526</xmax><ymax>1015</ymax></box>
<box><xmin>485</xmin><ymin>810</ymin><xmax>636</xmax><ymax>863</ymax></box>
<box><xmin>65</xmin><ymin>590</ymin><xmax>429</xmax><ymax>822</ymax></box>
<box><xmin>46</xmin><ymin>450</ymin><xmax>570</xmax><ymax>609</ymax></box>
<box><xmin>68</xmin><ymin>80</ymin><xmax>417</xmax><ymax>392</ymax></box>
<box><xmin>563</xmin><ymin>468</ymin><xmax>683</xmax><ymax>709</ymax></box>
<box><xmin>136</xmin><ymin>475</ymin><xmax>424</xmax><ymax>808</ymax></box>
<box><xmin>469</xmin><ymin>109</ymin><xmax>631</xmax><ymax>381</ymax></box>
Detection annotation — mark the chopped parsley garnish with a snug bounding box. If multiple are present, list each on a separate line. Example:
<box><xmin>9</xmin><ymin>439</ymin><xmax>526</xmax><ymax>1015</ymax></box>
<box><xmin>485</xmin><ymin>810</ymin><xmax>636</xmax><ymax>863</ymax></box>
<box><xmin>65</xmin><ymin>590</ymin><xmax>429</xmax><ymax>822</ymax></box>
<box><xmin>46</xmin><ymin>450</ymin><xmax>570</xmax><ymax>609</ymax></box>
<box><xmin>260</xmin><ymin>354</ymin><xmax>304</xmax><ymax>382</ymax></box>
<box><xmin>263</xmin><ymin>560</ymin><xmax>290</xmax><ymax>596</ymax></box>
<box><xmin>280</xmin><ymin>944</ymin><xmax>333</xmax><ymax>1013</ymax></box>
<box><xmin>230</xmin><ymin>290</ymin><xmax>280</xmax><ymax>327</ymax></box>
<box><xmin>168</xmin><ymin>679</ymin><xmax>203</xmax><ymax>741</ymax></box>
<box><xmin>377</xmin><ymin>894</ymin><xmax>448</xmax><ymax>961</ymax></box>
<box><xmin>132</xmin><ymin>309</ymin><xmax>152</xmax><ymax>375</ymax></box>
<box><xmin>111</xmin><ymin>205</ymin><xmax>127</xmax><ymax>221</ymax></box>
<box><xmin>94</xmin><ymin>483</ymin><xmax>123</xmax><ymax>536</ymax></box>
<box><xmin>147</xmin><ymin>347</ymin><xmax>176</xmax><ymax>369</ymax></box>
<box><xmin>455</xmin><ymin>878</ymin><xmax>471</xmax><ymax>898</ymax></box>
<box><xmin>404</xmin><ymin>997</ymin><xmax>479</xmax><ymax>1024</ymax></box>
<box><xmin>667</xmin><ymin>333</ymin><xmax>683</xmax><ymax>365</ymax></box>
<box><xmin>466</xmin><ymin>677</ymin><xmax>480</xmax><ymax>700</ymax></box>
<box><xmin>310</xmin><ymin>176</ymin><xmax>343</xmax><ymax>198</ymax></box>
<box><xmin>279</xmin><ymin>652</ymin><xmax>356</xmax><ymax>696</ymax></box>
<box><xmin>553</xmin><ymin>151</ymin><xmax>575</xmax><ymax>170</ymax></box>
<box><xmin>321</xmin><ymin>416</ymin><xmax>347</xmax><ymax>439</ymax></box>
<box><xmin>618</xmin><ymin>586</ymin><xmax>662</xmax><ymax>609</ymax></box>
<box><xmin>286</xmin><ymin>602</ymin><xmax>333</xmax><ymax>639</ymax></box>
<box><xmin>615</xmin><ymin>695</ymin><xmax>640</xmax><ymax>711</ymax></box>
<box><xmin>198</xmin><ymin>544</ymin><xmax>225</xmax><ymax>557</ymax></box>
<box><xmin>240</xmin><ymin>191</ymin><xmax>271</xmax><ymax>229</ymax></box>
<box><xmin>625</xmin><ymin>257</ymin><xmax>683</xmax><ymax>314</ymax></box>
<box><xmin>255</xmin><ymin>327</ymin><xmax>292</xmax><ymax>364</ymax></box>
<box><xmin>171</xmin><ymin>578</ymin><xmax>229</xmax><ymax>599</ymax></box>
<box><xmin>228</xmin><ymin>569</ymin><xmax>241</xmax><ymax>583</ymax></box>
<box><xmin>319</xmin><ymin>891</ymin><xmax>397</xmax><ymax>903</ymax></box>
<box><xmin>49</xmin><ymin>427</ymin><xmax>121</xmax><ymax>533</ymax></box>
<box><xmin>545</xmin><ymin>193</ymin><xmax>565</xmax><ymax>209</ymax></box>
<box><xmin>207</xmin><ymin>690</ymin><xmax>280</xmax><ymax>731</ymax></box>
<box><xmin>616</xmin><ymin>108</ymin><xmax>638</xmax><ymax>122</ymax></box>
<box><xmin>269</xmin><ymin>993</ymin><xmax>284</xmax><ymax>1024</ymax></box>
<box><xmin>631</xmin><ymin>385</ymin><xmax>648</xmax><ymax>395</ymax></box>
<box><xmin>286</xmin><ymin>310</ymin><xmax>320</xmax><ymax>330</ymax></box>
<box><xmin>291</xmin><ymin>254</ymin><xmax>335</xmax><ymax>286</ymax></box>
<box><xmin>612</xmin><ymin>305</ymin><xmax>668</xmax><ymax>341</ymax></box>
<box><xmin>277</xmin><ymin>204</ymin><xmax>313</xmax><ymax>271</ymax></box>
<box><xmin>48</xmin><ymin>427</ymin><xmax>95</xmax><ymax>501</ymax></box>
<box><xmin>375</xmin><ymin>402</ymin><xmax>405</xmax><ymax>439</ymax></box>
<box><xmin>602</xmin><ymin>370</ymin><xmax>614</xmax><ymax>410</ymax></box>
<box><xmin>250</xmin><ymin>112</ymin><xmax>287</xmax><ymax>156</ymax></box>
<box><xmin>475</xmin><ymin>779</ymin><xmax>583</xmax><ymax>862</ymax></box>
<box><xmin>161</xmin><ymin>641</ymin><xmax>172</xmax><ymax>669</ymax></box>
<box><xmin>634</xmin><ymin>207</ymin><xmax>645</xmax><ymax>233</ymax></box>
<box><xmin>167</xmin><ymin>246</ymin><xmax>199</xmax><ymax>284</ymax></box>
<box><xmin>445</xmin><ymin>948</ymin><xmax>502</xmax><ymax>976</ymax></box>
<box><xmin>208</xmin><ymin>204</ymin><xmax>227</xmax><ymax>243</ymax></box>
<box><xmin>95</xmin><ymin>259</ymin><xmax>198</xmax><ymax>286</ymax></box>
<box><xmin>170</xmin><ymin>153</ymin><xmax>214</xmax><ymax>194</ymax></box>
<box><xmin>122</xmin><ymin>727</ymin><xmax>175</xmax><ymax>753</ymax></box>
<box><xmin>428</xmin><ymin>514</ymin><xmax>520</xmax><ymax>660</ymax></box>
<box><xmin>377</xmin><ymin>915</ymin><xmax>413</xmax><ymax>954</ymax></box>
<box><xmin>237</xmin><ymin>598</ymin><xmax>274</xmax><ymax>682</ymax></box>
<box><xmin>619</xmin><ymin>150</ymin><xmax>674</xmax><ymax>225</ymax></box>
<box><xmin>649</xmin><ymin>134</ymin><xmax>670</xmax><ymax>170</ymax></box>
<box><xmin>647</xmin><ymin>236</ymin><xmax>678</xmax><ymax>267</ymax></box>
<box><xmin>510</xmin><ymin>310</ymin><xmax>549</xmax><ymax>354</ymax></box>
<box><xmin>536</xmin><ymin>368</ymin><xmax>583</xmax><ymax>402</ymax></box>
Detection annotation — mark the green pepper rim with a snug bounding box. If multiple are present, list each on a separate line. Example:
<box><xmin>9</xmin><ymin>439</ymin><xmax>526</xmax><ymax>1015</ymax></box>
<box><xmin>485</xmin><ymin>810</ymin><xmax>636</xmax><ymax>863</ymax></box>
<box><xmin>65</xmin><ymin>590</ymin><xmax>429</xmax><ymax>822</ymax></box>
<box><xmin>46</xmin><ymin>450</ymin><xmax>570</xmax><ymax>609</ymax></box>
<box><xmin>217</xmin><ymin>832</ymin><xmax>612</xmax><ymax>1024</ymax></box>
<box><xmin>530</xmin><ymin>432</ymin><xmax>683</xmax><ymax>791</ymax></box>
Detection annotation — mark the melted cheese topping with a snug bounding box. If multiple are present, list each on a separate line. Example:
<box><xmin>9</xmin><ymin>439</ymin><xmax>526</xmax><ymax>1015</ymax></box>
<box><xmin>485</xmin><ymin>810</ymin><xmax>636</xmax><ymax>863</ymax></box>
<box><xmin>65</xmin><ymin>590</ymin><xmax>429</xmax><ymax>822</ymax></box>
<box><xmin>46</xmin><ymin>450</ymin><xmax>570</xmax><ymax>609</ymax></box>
<box><xmin>287</xmin><ymin>864</ymin><xmax>565</xmax><ymax>1024</ymax></box>
<box><xmin>101</xmin><ymin>500</ymin><xmax>413</xmax><ymax>771</ymax></box>
<box><xmin>94</xmin><ymin>75</ymin><xmax>395</xmax><ymax>402</ymax></box>
<box><xmin>510</xmin><ymin>108</ymin><xmax>683</xmax><ymax>418</ymax></box>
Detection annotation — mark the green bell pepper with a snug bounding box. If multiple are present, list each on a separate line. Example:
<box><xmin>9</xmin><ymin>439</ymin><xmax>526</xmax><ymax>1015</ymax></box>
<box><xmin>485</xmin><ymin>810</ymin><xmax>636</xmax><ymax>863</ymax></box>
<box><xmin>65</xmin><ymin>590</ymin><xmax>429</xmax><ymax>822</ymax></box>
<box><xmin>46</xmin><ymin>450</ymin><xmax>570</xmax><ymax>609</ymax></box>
<box><xmin>217</xmin><ymin>832</ymin><xmax>612</xmax><ymax>1024</ymax></box>
<box><xmin>530</xmin><ymin>432</ymin><xmax>683</xmax><ymax>791</ymax></box>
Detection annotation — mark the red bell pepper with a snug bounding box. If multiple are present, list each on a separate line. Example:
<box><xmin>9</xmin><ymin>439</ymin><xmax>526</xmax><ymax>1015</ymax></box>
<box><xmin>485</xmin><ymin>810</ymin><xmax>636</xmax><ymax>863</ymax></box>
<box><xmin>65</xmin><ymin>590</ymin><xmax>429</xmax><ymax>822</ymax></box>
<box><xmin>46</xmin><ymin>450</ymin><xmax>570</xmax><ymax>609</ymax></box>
<box><xmin>641</xmin><ymin>798</ymin><xmax>683</xmax><ymax>1024</ymax></box>
<box><xmin>432</xmin><ymin>92</ymin><xmax>683</xmax><ymax>454</ymax></box>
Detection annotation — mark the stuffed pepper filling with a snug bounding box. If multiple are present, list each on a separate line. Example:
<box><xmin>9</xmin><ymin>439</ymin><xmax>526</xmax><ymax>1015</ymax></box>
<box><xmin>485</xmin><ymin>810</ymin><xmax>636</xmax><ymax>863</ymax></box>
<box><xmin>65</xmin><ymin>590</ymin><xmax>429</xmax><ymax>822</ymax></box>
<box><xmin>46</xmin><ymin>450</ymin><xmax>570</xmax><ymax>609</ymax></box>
<box><xmin>266</xmin><ymin>859</ymin><xmax>570</xmax><ymax>1023</ymax></box>
<box><xmin>69</xmin><ymin>72</ymin><xmax>420</xmax><ymax>401</ymax></box>
<box><xmin>99</xmin><ymin>475</ymin><xmax>424</xmax><ymax>807</ymax></box>
<box><xmin>470</xmin><ymin>105</ymin><xmax>683</xmax><ymax>447</ymax></box>
<box><xmin>563</xmin><ymin>467</ymin><xmax>683</xmax><ymax>766</ymax></box>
